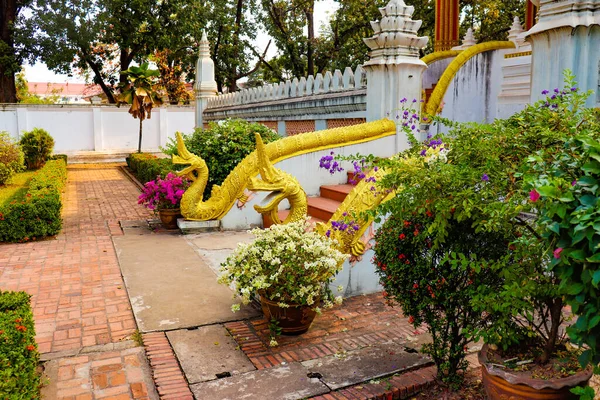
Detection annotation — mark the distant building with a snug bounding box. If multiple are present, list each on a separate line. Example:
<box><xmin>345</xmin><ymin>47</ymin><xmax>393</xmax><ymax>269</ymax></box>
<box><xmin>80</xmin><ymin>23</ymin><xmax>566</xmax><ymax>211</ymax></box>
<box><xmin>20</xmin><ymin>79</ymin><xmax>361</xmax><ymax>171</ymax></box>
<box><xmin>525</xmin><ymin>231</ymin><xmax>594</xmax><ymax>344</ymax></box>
<box><xmin>27</xmin><ymin>82</ymin><xmax>104</xmax><ymax>104</ymax></box>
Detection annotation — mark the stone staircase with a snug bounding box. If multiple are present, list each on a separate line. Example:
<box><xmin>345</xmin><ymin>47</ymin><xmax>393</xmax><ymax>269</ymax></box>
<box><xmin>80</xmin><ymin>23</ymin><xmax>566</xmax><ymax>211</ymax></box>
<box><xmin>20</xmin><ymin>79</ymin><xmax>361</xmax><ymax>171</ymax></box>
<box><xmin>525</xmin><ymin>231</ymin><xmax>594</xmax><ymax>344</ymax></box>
<box><xmin>264</xmin><ymin>172</ymin><xmax>357</xmax><ymax>228</ymax></box>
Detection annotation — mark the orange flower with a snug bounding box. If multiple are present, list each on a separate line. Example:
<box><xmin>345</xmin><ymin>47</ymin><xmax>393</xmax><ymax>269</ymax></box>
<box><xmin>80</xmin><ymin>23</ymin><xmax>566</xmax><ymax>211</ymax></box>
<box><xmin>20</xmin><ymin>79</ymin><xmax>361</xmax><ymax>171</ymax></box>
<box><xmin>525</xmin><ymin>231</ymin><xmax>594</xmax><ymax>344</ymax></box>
<box><xmin>16</xmin><ymin>325</ymin><xmax>27</xmax><ymax>332</ymax></box>
<box><xmin>26</xmin><ymin>345</ymin><xmax>36</xmax><ymax>351</ymax></box>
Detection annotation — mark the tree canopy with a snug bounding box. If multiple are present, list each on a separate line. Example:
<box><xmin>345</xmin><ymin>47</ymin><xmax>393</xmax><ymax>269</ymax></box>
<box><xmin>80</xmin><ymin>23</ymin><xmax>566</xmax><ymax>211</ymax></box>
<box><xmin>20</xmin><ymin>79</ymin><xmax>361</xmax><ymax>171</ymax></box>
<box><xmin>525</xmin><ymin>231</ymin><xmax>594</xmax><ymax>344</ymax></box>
<box><xmin>1</xmin><ymin>0</ymin><xmax>529</xmax><ymax>102</ymax></box>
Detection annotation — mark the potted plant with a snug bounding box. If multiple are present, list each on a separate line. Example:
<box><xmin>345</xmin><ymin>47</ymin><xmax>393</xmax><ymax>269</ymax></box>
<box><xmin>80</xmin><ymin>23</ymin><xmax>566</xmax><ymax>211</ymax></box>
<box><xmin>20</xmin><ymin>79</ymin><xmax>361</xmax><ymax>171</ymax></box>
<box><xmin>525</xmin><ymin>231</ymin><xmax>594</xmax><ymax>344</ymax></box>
<box><xmin>323</xmin><ymin>74</ymin><xmax>598</xmax><ymax>397</ymax></box>
<box><xmin>137</xmin><ymin>172</ymin><xmax>189</xmax><ymax>229</ymax></box>
<box><xmin>218</xmin><ymin>219</ymin><xmax>347</xmax><ymax>343</ymax></box>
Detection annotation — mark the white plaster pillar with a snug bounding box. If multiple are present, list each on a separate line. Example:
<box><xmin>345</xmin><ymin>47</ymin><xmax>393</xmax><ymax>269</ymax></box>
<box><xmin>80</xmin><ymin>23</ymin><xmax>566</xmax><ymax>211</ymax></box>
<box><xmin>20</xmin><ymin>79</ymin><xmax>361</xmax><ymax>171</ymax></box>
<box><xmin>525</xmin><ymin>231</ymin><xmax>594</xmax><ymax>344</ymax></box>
<box><xmin>526</xmin><ymin>0</ymin><xmax>600</xmax><ymax>107</ymax></box>
<box><xmin>362</xmin><ymin>0</ymin><xmax>429</xmax><ymax>152</ymax></box>
<box><xmin>92</xmin><ymin>107</ymin><xmax>103</xmax><ymax>151</ymax></box>
<box><xmin>194</xmin><ymin>31</ymin><xmax>218</xmax><ymax>129</ymax></box>
<box><xmin>15</xmin><ymin>108</ymin><xmax>28</xmax><ymax>139</ymax></box>
<box><xmin>452</xmin><ymin>27</ymin><xmax>477</xmax><ymax>50</ymax></box>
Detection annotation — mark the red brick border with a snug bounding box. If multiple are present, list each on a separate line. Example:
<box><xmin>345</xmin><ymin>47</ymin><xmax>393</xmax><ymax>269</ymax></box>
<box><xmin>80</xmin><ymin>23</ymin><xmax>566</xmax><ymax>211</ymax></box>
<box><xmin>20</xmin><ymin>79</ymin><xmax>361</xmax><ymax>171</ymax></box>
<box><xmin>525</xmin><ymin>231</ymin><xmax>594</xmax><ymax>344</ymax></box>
<box><xmin>310</xmin><ymin>365</ymin><xmax>436</xmax><ymax>400</ymax></box>
<box><xmin>142</xmin><ymin>332</ymin><xmax>193</xmax><ymax>400</ymax></box>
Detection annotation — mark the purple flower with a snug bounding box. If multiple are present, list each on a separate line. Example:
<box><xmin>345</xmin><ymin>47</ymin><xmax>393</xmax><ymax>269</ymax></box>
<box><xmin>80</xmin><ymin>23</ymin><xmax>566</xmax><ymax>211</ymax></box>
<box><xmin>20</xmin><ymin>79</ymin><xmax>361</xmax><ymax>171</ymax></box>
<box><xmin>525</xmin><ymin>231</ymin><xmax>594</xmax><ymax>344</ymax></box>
<box><xmin>571</xmin><ymin>180</ymin><xmax>577</xmax><ymax>186</ymax></box>
<box><xmin>542</xmin><ymin>90</ymin><xmax>550</xmax><ymax>95</ymax></box>
<box><xmin>326</xmin><ymin>230</ymin><xmax>331</xmax><ymax>237</ymax></box>
<box><xmin>570</xmin><ymin>87</ymin><xmax>578</xmax><ymax>92</ymax></box>
<box><xmin>554</xmin><ymin>88</ymin><xmax>560</xmax><ymax>94</ymax></box>
<box><xmin>420</xmin><ymin>149</ymin><xmax>427</xmax><ymax>156</ymax></box>
<box><xmin>400</xmin><ymin>98</ymin><xmax>407</xmax><ymax>103</ymax></box>
<box><xmin>412</xmin><ymin>99</ymin><xmax>417</xmax><ymax>103</ymax></box>
<box><xmin>551</xmin><ymin>95</ymin><xmax>557</xmax><ymax>100</ymax></box>
<box><xmin>481</xmin><ymin>173</ymin><xmax>489</xmax><ymax>182</ymax></box>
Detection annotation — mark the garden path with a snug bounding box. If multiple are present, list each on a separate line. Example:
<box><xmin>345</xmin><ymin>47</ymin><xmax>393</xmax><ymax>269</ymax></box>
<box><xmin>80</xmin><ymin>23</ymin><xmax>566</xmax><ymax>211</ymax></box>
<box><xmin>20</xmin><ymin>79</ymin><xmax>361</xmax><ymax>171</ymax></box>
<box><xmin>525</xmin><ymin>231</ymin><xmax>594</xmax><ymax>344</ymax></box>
<box><xmin>0</xmin><ymin>165</ymin><xmax>158</xmax><ymax>399</ymax></box>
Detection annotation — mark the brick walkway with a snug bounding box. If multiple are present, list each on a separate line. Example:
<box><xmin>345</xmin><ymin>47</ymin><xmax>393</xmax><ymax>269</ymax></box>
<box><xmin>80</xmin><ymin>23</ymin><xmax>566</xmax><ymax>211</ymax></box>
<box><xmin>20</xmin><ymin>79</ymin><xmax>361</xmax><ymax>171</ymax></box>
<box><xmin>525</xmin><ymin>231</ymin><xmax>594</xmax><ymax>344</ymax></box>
<box><xmin>0</xmin><ymin>166</ymin><xmax>156</xmax><ymax>399</ymax></box>
<box><xmin>225</xmin><ymin>293</ymin><xmax>429</xmax><ymax>371</ymax></box>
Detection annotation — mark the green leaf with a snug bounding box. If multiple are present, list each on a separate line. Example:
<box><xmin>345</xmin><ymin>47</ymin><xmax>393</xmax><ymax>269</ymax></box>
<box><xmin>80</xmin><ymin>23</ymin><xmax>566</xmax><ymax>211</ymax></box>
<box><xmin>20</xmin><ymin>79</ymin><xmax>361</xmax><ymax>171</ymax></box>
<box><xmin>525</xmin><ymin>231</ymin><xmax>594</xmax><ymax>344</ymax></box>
<box><xmin>589</xmin><ymin>315</ymin><xmax>600</xmax><ymax>329</ymax></box>
<box><xmin>548</xmin><ymin>222</ymin><xmax>560</xmax><ymax>234</ymax></box>
<box><xmin>536</xmin><ymin>185</ymin><xmax>558</xmax><ymax>198</ymax></box>
<box><xmin>582</xmin><ymin>161</ymin><xmax>600</xmax><ymax>174</ymax></box>
<box><xmin>579</xmin><ymin>195</ymin><xmax>597</xmax><ymax>207</ymax></box>
<box><xmin>592</xmin><ymin>270</ymin><xmax>600</xmax><ymax>287</ymax></box>
<box><xmin>565</xmin><ymin>283</ymin><xmax>584</xmax><ymax>295</ymax></box>
<box><xmin>570</xmin><ymin>249</ymin><xmax>587</xmax><ymax>261</ymax></box>
<box><xmin>586</xmin><ymin>254</ymin><xmax>600</xmax><ymax>263</ymax></box>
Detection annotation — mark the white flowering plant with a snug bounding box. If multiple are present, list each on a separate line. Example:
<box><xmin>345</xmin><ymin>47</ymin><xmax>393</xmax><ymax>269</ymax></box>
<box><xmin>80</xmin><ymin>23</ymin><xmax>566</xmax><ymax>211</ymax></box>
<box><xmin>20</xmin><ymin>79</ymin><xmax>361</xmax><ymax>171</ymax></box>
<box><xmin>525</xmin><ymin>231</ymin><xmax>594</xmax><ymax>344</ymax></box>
<box><xmin>219</xmin><ymin>219</ymin><xmax>348</xmax><ymax>313</ymax></box>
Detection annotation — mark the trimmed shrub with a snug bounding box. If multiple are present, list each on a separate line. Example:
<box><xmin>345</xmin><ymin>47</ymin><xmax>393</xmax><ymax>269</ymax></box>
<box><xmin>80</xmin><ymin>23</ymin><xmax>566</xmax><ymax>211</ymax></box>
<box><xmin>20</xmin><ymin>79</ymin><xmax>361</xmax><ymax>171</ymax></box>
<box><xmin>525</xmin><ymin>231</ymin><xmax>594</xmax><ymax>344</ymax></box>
<box><xmin>0</xmin><ymin>291</ymin><xmax>40</xmax><ymax>399</ymax></box>
<box><xmin>0</xmin><ymin>159</ymin><xmax>67</xmax><ymax>242</ymax></box>
<box><xmin>19</xmin><ymin>128</ymin><xmax>55</xmax><ymax>170</ymax></box>
<box><xmin>162</xmin><ymin>119</ymin><xmax>280</xmax><ymax>200</ymax></box>
<box><xmin>126</xmin><ymin>153</ymin><xmax>177</xmax><ymax>185</ymax></box>
<box><xmin>49</xmin><ymin>154</ymin><xmax>68</xmax><ymax>163</ymax></box>
<box><xmin>0</xmin><ymin>132</ymin><xmax>25</xmax><ymax>185</ymax></box>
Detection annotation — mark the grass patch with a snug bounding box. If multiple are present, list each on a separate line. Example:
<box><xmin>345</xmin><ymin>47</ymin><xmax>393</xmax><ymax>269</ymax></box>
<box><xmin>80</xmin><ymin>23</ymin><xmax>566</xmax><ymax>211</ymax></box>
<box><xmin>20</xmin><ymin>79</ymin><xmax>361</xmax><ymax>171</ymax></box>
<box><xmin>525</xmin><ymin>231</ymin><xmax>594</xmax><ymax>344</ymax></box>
<box><xmin>0</xmin><ymin>171</ymin><xmax>37</xmax><ymax>206</ymax></box>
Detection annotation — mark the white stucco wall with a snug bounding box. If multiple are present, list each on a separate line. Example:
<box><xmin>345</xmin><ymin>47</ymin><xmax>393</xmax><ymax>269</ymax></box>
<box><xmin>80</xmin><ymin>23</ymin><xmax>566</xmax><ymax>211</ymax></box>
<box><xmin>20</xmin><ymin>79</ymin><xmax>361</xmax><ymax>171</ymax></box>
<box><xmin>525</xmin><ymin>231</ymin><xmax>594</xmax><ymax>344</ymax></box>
<box><xmin>0</xmin><ymin>105</ymin><xmax>195</xmax><ymax>154</ymax></box>
<box><xmin>438</xmin><ymin>49</ymin><xmax>508</xmax><ymax>132</ymax></box>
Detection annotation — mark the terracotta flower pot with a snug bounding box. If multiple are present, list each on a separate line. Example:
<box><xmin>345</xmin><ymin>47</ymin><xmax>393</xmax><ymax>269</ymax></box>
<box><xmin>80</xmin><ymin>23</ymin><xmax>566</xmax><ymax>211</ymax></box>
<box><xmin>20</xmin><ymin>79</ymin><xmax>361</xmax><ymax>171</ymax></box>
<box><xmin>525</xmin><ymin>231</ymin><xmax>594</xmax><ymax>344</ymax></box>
<box><xmin>259</xmin><ymin>294</ymin><xmax>317</xmax><ymax>335</ymax></box>
<box><xmin>479</xmin><ymin>344</ymin><xmax>593</xmax><ymax>400</ymax></box>
<box><xmin>158</xmin><ymin>208</ymin><xmax>181</xmax><ymax>230</ymax></box>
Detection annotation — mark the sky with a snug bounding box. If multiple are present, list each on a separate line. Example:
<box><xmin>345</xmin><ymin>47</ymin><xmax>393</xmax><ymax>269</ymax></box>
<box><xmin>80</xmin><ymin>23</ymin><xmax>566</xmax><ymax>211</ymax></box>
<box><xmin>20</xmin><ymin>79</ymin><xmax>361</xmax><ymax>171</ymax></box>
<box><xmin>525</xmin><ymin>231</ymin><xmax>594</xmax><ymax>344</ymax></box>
<box><xmin>24</xmin><ymin>0</ymin><xmax>340</xmax><ymax>84</ymax></box>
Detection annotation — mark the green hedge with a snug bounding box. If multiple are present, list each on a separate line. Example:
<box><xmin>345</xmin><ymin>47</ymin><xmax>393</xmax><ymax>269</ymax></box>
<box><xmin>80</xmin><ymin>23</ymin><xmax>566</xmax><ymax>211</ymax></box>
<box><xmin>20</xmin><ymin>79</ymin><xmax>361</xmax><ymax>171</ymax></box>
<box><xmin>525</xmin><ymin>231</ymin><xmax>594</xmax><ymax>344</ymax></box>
<box><xmin>49</xmin><ymin>154</ymin><xmax>68</xmax><ymax>163</ymax></box>
<box><xmin>0</xmin><ymin>160</ymin><xmax>67</xmax><ymax>242</ymax></box>
<box><xmin>126</xmin><ymin>153</ymin><xmax>177</xmax><ymax>185</ymax></box>
<box><xmin>0</xmin><ymin>291</ymin><xmax>40</xmax><ymax>399</ymax></box>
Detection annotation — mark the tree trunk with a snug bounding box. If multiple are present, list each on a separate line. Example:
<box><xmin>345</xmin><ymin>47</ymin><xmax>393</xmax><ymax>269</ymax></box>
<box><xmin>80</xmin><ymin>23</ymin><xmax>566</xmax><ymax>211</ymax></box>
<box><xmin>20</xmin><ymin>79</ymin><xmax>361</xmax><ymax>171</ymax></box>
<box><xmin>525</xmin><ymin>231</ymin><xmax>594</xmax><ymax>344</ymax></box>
<box><xmin>0</xmin><ymin>0</ymin><xmax>18</xmax><ymax>103</ymax></box>
<box><xmin>540</xmin><ymin>297</ymin><xmax>563</xmax><ymax>364</ymax></box>
<box><xmin>120</xmin><ymin>49</ymin><xmax>133</xmax><ymax>86</ymax></box>
<box><xmin>227</xmin><ymin>0</ymin><xmax>244</xmax><ymax>92</ymax></box>
<box><xmin>138</xmin><ymin>117</ymin><xmax>143</xmax><ymax>153</ymax></box>
<box><xmin>305</xmin><ymin>2</ymin><xmax>314</xmax><ymax>77</ymax></box>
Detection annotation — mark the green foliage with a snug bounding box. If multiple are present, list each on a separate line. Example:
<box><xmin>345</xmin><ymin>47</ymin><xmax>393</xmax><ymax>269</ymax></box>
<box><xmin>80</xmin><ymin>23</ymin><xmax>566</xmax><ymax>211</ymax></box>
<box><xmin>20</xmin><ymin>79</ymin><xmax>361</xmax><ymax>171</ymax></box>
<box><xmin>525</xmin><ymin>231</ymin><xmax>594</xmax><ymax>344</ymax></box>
<box><xmin>19</xmin><ymin>128</ymin><xmax>55</xmax><ymax>170</ymax></box>
<box><xmin>0</xmin><ymin>159</ymin><xmax>67</xmax><ymax>242</ymax></box>
<box><xmin>518</xmin><ymin>73</ymin><xmax>600</xmax><ymax>369</ymax></box>
<box><xmin>0</xmin><ymin>291</ymin><xmax>40</xmax><ymax>399</ymax></box>
<box><xmin>0</xmin><ymin>132</ymin><xmax>24</xmax><ymax>185</ymax></box>
<box><xmin>15</xmin><ymin>70</ymin><xmax>62</xmax><ymax>104</ymax></box>
<box><xmin>374</xmin><ymin>214</ymin><xmax>515</xmax><ymax>387</ymax></box>
<box><xmin>118</xmin><ymin>62</ymin><xmax>163</xmax><ymax>153</ymax></box>
<box><xmin>49</xmin><ymin>154</ymin><xmax>68</xmax><ymax>163</ymax></box>
<box><xmin>126</xmin><ymin>153</ymin><xmax>177</xmax><ymax>185</ymax></box>
<box><xmin>162</xmin><ymin>119</ymin><xmax>280</xmax><ymax>200</ymax></box>
<box><xmin>334</xmin><ymin>73</ymin><xmax>598</xmax><ymax>387</ymax></box>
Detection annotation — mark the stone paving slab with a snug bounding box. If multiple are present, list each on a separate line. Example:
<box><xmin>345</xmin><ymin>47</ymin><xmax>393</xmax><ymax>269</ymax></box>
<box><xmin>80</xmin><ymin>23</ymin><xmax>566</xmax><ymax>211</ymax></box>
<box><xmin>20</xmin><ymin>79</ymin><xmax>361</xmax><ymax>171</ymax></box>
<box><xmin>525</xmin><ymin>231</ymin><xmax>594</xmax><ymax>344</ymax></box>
<box><xmin>190</xmin><ymin>362</ymin><xmax>329</xmax><ymax>400</ymax></box>
<box><xmin>41</xmin><ymin>346</ymin><xmax>159</xmax><ymax>400</ymax></box>
<box><xmin>166</xmin><ymin>325</ymin><xmax>256</xmax><ymax>384</ymax></box>
<box><xmin>113</xmin><ymin>234</ymin><xmax>259</xmax><ymax>332</ymax></box>
<box><xmin>301</xmin><ymin>342</ymin><xmax>430</xmax><ymax>390</ymax></box>
<box><xmin>186</xmin><ymin>231</ymin><xmax>254</xmax><ymax>276</ymax></box>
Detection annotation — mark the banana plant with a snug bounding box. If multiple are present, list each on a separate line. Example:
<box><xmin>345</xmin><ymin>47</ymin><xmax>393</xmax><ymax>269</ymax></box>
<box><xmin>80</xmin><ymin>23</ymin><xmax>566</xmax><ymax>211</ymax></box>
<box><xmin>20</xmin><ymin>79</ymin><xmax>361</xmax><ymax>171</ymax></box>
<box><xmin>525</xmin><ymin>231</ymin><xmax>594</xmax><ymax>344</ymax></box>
<box><xmin>118</xmin><ymin>63</ymin><xmax>164</xmax><ymax>153</ymax></box>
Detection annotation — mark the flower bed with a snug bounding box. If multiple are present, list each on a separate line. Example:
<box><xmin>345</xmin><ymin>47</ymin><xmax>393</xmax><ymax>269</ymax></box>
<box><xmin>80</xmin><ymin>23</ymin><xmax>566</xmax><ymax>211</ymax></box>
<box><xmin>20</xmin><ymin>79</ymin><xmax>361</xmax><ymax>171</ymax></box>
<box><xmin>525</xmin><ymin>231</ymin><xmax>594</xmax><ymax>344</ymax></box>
<box><xmin>0</xmin><ymin>291</ymin><xmax>40</xmax><ymax>399</ymax></box>
<box><xmin>0</xmin><ymin>159</ymin><xmax>67</xmax><ymax>242</ymax></box>
<box><xmin>126</xmin><ymin>153</ymin><xmax>176</xmax><ymax>185</ymax></box>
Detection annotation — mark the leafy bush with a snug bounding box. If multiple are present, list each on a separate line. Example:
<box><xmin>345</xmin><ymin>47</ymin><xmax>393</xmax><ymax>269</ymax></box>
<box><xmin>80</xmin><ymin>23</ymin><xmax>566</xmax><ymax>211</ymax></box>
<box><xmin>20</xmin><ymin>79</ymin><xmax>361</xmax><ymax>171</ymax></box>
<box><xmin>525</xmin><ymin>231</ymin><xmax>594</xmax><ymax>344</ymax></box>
<box><xmin>0</xmin><ymin>291</ymin><xmax>40</xmax><ymax>399</ymax></box>
<box><xmin>163</xmin><ymin>119</ymin><xmax>280</xmax><ymax>199</ymax></box>
<box><xmin>0</xmin><ymin>159</ymin><xmax>67</xmax><ymax>242</ymax></box>
<box><xmin>49</xmin><ymin>154</ymin><xmax>68</xmax><ymax>163</ymax></box>
<box><xmin>0</xmin><ymin>132</ymin><xmax>24</xmax><ymax>185</ymax></box>
<box><xmin>326</xmin><ymin>73</ymin><xmax>597</xmax><ymax>388</ymax></box>
<box><xmin>19</xmin><ymin>128</ymin><xmax>55</xmax><ymax>170</ymax></box>
<box><xmin>126</xmin><ymin>153</ymin><xmax>177</xmax><ymax>185</ymax></box>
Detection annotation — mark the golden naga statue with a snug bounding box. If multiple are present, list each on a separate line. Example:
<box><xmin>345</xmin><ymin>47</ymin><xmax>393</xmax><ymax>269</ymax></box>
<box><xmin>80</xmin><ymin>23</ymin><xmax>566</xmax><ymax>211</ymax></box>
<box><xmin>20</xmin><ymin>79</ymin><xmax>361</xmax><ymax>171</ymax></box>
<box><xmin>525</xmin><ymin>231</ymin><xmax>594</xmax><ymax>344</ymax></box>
<box><xmin>172</xmin><ymin>131</ymin><xmax>308</xmax><ymax>222</ymax></box>
<box><xmin>248</xmin><ymin>133</ymin><xmax>308</xmax><ymax>224</ymax></box>
<box><xmin>315</xmin><ymin>167</ymin><xmax>394</xmax><ymax>258</ymax></box>
<box><xmin>172</xmin><ymin>120</ymin><xmax>396</xmax><ymax>222</ymax></box>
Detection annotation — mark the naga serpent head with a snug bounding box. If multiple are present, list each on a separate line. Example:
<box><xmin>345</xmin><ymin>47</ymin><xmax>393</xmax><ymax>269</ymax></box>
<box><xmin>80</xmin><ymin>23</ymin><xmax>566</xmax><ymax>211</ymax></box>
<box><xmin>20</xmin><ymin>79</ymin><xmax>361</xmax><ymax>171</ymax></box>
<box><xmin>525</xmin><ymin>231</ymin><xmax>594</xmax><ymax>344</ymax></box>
<box><xmin>172</xmin><ymin>132</ymin><xmax>207</xmax><ymax>180</ymax></box>
<box><xmin>247</xmin><ymin>133</ymin><xmax>307</xmax><ymax>225</ymax></box>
